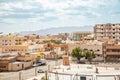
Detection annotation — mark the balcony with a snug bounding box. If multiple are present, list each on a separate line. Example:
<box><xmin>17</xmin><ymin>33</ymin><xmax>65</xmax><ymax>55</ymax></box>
<box><xmin>106</xmin><ymin>52</ymin><xmax>120</xmax><ymax>55</ymax></box>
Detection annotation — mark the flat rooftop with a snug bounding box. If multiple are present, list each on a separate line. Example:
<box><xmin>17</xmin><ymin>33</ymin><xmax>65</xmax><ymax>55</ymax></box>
<box><xmin>26</xmin><ymin>64</ymin><xmax>120</xmax><ymax>80</ymax></box>
<box><xmin>49</xmin><ymin>64</ymin><xmax>120</xmax><ymax>80</ymax></box>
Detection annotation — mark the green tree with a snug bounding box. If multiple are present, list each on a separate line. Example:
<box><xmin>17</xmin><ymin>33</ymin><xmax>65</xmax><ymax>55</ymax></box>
<box><xmin>71</xmin><ymin>47</ymin><xmax>84</xmax><ymax>61</ymax></box>
<box><xmin>41</xmin><ymin>77</ymin><xmax>47</xmax><ymax>80</ymax></box>
<box><xmin>85</xmin><ymin>50</ymin><xmax>95</xmax><ymax>64</ymax></box>
<box><xmin>43</xmin><ymin>39</ymin><xmax>62</xmax><ymax>44</ymax></box>
<box><xmin>25</xmin><ymin>52</ymin><xmax>30</xmax><ymax>55</ymax></box>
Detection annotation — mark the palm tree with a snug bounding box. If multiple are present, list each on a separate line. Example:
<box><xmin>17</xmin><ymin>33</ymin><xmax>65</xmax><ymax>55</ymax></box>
<box><xmin>85</xmin><ymin>50</ymin><xmax>95</xmax><ymax>64</ymax></box>
<box><xmin>71</xmin><ymin>47</ymin><xmax>84</xmax><ymax>61</ymax></box>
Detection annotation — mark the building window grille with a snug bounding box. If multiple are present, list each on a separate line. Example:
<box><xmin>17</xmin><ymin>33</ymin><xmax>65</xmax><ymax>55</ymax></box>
<box><xmin>97</xmin><ymin>49</ymin><xmax>100</xmax><ymax>51</ymax></box>
<box><xmin>113</xmin><ymin>37</ymin><xmax>115</xmax><ymax>39</ymax></box>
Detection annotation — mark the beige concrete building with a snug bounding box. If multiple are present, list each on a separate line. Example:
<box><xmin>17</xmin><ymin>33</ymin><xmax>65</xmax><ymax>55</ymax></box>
<box><xmin>0</xmin><ymin>53</ymin><xmax>33</xmax><ymax>71</ymax></box>
<box><xmin>0</xmin><ymin>56</ymin><xmax>16</xmax><ymax>71</ymax></box>
<box><xmin>25</xmin><ymin>34</ymin><xmax>39</xmax><ymax>41</ymax></box>
<box><xmin>69</xmin><ymin>41</ymin><xmax>105</xmax><ymax>61</ymax></box>
<box><xmin>94</xmin><ymin>23</ymin><xmax>120</xmax><ymax>42</ymax></box>
<box><xmin>28</xmin><ymin>44</ymin><xmax>41</xmax><ymax>53</ymax></box>
<box><xmin>9</xmin><ymin>62</ymin><xmax>23</xmax><ymax>71</ymax></box>
<box><xmin>44</xmin><ymin>43</ymin><xmax>68</xmax><ymax>60</ymax></box>
<box><xmin>2</xmin><ymin>45</ymin><xmax>28</xmax><ymax>53</ymax></box>
<box><xmin>0</xmin><ymin>48</ymin><xmax>2</xmax><ymax>53</ymax></box>
<box><xmin>1</xmin><ymin>44</ymin><xmax>41</xmax><ymax>54</ymax></box>
<box><xmin>0</xmin><ymin>34</ymin><xmax>26</xmax><ymax>46</ymax></box>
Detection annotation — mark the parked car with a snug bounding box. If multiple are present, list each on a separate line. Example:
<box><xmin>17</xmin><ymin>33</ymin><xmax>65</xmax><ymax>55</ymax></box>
<box><xmin>37</xmin><ymin>63</ymin><xmax>42</xmax><ymax>66</ymax></box>
<box><xmin>32</xmin><ymin>63</ymin><xmax>38</xmax><ymax>67</ymax></box>
<box><xmin>77</xmin><ymin>60</ymin><xmax>86</xmax><ymax>64</ymax></box>
<box><xmin>37</xmin><ymin>69</ymin><xmax>45</xmax><ymax>73</ymax></box>
<box><xmin>38</xmin><ymin>59</ymin><xmax>46</xmax><ymax>65</ymax></box>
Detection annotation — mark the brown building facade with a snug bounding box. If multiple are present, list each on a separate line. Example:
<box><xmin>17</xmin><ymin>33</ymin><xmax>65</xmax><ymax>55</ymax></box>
<box><xmin>106</xmin><ymin>45</ymin><xmax>120</xmax><ymax>62</ymax></box>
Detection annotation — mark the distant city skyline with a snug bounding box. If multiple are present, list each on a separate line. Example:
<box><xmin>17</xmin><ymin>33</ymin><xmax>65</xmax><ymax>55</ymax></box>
<box><xmin>0</xmin><ymin>0</ymin><xmax>120</xmax><ymax>34</ymax></box>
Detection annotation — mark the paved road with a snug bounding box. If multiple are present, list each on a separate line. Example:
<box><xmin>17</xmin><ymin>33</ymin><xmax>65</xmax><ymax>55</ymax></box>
<box><xmin>0</xmin><ymin>60</ymin><xmax>62</xmax><ymax>80</ymax></box>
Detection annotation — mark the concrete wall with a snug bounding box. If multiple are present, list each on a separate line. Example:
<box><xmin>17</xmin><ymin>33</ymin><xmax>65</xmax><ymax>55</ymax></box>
<box><xmin>9</xmin><ymin>62</ymin><xmax>22</xmax><ymax>71</ymax></box>
<box><xmin>8</xmin><ymin>61</ymin><xmax>33</xmax><ymax>71</ymax></box>
<box><xmin>45</xmin><ymin>54</ymin><xmax>62</xmax><ymax>60</ymax></box>
<box><xmin>22</xmin><ymin>61</ymin><xmax>33</xmax><ymax>69</ymax></box>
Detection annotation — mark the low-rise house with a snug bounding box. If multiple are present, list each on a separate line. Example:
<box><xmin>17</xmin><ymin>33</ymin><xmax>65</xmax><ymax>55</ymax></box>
<box><xmin>0</xmin><ymin>54</ymin><xmax>17</xmax><ymax>71</ymax></box>
<box><xmin>43</xmin><ymin>43</ymin><xmax>68</xmax><ymax>60</ymax></box>
<box><xmin>9</xmin><ymin>62</ymin><xmax>23</xmax><ymax>71</ymax></box>
<box><xmin>0</xmin><ymin>53</ymin><xmax>33</xmax><ymax>71</ymax></box>
<box><xmin>16</xmin><ymin>55</ymin><xmax>33</xmax><ymax>69</ymax></box>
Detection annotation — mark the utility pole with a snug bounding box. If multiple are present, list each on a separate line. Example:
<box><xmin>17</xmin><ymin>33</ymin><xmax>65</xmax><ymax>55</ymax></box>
<box><xmin>45</xmin><ymin>71</ymin><xmax>48</xmax><ymax>80</ymax></box>
<box><xmin>35</xmin><ymin>67</ymin><xmax>37</xmax><ymax>76</ymax></box>
<box><xmin>55</xmin><ymin>47</ymin><xmax>58</xmax><ymax>67</ymax></box>
<box><xmin>19</xmin><ymin>72</ymin><xmax>22</xmax><ymax>80</ymax></box>
<box><xmin>48</xmin><ymin>65</ymin><xmax>50</xmax><ymax>71</ymax></box>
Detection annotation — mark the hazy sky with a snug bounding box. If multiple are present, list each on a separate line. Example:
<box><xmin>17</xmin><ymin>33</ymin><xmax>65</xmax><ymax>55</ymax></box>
<box><xmin>0</xmin><ymin>0</ymin><xmax>120</xmax><ymax>33</ymax></box>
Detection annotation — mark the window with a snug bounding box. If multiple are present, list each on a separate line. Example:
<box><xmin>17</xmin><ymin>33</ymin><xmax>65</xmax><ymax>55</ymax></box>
<box><xmin>84</xmin><ymin>48</ymin><xmax>88</xmax><ymax>51</ymax></box>
<box><xmin>113</xmin><ymin>37</ymin><xmax>115</xmax><ymax>39</ymax></box>
<box><xmin>97</xmin><ymin>49</ymin><xmax>100</xmax><ymax>51</ymax></box>
<box><xmin>97</xmin><ymin>55</ymin><xmax>100</xmax><ymax>57</ymax></box>
<box><xmin>5</xmin><ymin>40</ymin><xmax>7</xmax><ymax>42</ymax></box>
<box><xmin>90</xmin><ymin>49</ymin><xmax>93</xmax><ymax>51</ymax></box>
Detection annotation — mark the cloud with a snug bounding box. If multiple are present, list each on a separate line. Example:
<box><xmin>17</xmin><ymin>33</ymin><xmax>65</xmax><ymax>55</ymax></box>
<box><xmin>0</xmin><ymin>0</ymin><xmax>120</xmax><ymax>33</ymax></box>
<box><xmin>40</xmin><ymin>16</ymin><xmax>58</xmax><ymax>22</ymax></box>
<box><xmin>0</xmin><ymin>18</ymin><xmax>16</xmax><ymax>24</ymax></box>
